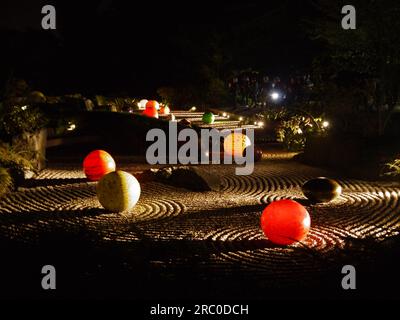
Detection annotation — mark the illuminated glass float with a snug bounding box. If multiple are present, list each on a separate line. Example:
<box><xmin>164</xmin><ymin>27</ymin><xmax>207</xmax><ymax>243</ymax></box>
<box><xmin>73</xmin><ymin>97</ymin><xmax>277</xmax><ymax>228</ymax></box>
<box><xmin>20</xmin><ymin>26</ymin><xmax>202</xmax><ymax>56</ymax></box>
<box><xmin>97</xmin><ymin>171</ymin><xmax>141</xmax><ymax>212</ymax></box>
<box><xmin>202</xmin><ymin>112</ymin><xmax>215</xmax><ymax>124</ymax></box>
<box><xmin>83</xmin><ymin>150</ymin><xmax>116</xmax><ymax>181</ymax></box>
<box><xmin>142</xmin><ymin>105</ymin><xmax>159</xmax><ymax>118</ymax></box>
<box><xmin>223</xmin><ymin>132</ymin><xmax>251</xmax><ymax>158</ymax></box>
<box><xmin>261</xmin><ymin>199</ymin><xmax>311</xmax><ymax>245</ymax></box>
<box><xmin>146</xmin><ymin>100</ymin><xmax>160</xmax><ymax>110</ymax></box>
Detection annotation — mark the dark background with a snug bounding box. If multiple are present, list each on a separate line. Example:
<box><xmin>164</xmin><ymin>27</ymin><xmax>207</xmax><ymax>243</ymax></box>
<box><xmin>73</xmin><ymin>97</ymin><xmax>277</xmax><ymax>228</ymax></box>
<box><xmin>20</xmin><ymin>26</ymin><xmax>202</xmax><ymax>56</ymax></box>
<box><xmin>0</xmin><ymin>0</ymin><xmax>319</xmax><ymax>97</ymax></box>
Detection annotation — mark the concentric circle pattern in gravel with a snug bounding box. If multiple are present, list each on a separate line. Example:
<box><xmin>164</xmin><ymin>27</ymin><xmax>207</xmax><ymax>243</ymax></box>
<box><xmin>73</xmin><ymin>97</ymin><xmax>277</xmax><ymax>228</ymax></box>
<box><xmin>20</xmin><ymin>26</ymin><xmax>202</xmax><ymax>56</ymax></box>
<box><xmin>1</xmin><ymin>156</ymin><xmax>399</xmax><ymax>285</ymax></box>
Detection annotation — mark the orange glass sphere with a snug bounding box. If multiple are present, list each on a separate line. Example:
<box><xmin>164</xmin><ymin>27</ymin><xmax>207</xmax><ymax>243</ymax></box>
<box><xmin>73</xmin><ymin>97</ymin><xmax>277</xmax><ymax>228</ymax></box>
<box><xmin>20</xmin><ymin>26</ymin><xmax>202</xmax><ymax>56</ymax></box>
<box><xmin>146</xmin><ymin>100</ymin><xmax>159</xmax><ymax>110</ymax></box>
<box><xmin>142</xmin><ymin>106</ymin><xmax>159</xmax><ymax>118</ymax></box>
<box><xmin>83</xmin><ymin>150</ymin><xmax>116</xmax><ymax>181</ymax></box>
<box><xmin>260</xmin><ymin>199</ymin><xmax>311</xmax><ymax>245</ymax></box>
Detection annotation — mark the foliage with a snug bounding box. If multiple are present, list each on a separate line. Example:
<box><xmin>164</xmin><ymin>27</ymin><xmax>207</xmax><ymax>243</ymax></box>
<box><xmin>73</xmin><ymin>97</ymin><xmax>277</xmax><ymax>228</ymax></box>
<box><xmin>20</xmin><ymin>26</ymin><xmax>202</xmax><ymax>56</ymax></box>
<box><xmin>309</xmin><ymin>0</ymin><xmax>400</xmax><ymax>135</ymax></box>
<box><xmin>0</xmin><ymin>104</ymin><xmax>47</xmax><ymax>140</ymax></box>
<box><xmin>1</xmin><ymin>78</ymin><xmax>30</xmax><ymax>99</ymax></box>
<box><xmin>0</xmin><ymin>141</ymin><xmax>36</xmax><ymax>172</ymax></box>
<box><xmin>112</xmin><ymin>97</ymin><xmax>138</xmax><ymax>112</ymax></box>
<box><xmin>276</xmin><ymin>115</ymin><xmax>311</xmax><ymax>151</ymax></box>
<box><xmin>268</xmin><ymin>107</ymin><xmax>328</xmax><ymax>151</ymax></box>
<box><xmin>157</xmin><ymin>86</ymin><xmax>201</xmax><ymax>108</ymax></box>
<box><xmin>382</xmin><ymin>159</ymin><xmax>400</xmax><ymax>177</ymax></box>
<box><xmin>0</xmin><ymin>140</ymin><xmax>36</xmax><ymax>193</ymax></box>
<box><xmin>94</xmin><ymin>95</ymin><xmax>138</xmax><ymax>112</ymax></box>
<box><xmin>95</xmin><ymin>95</ymin><xmax>107</xmax><ymax>107</ymax></box>
<box><xmin>0</xmin><ymin>167</ymin><xmax>13</xmax><ymax>198</ymax></box>
<box><xmin>257</xmin><ymin>107</ymin><xmax>289</xmax><ymax>121</ymax></box>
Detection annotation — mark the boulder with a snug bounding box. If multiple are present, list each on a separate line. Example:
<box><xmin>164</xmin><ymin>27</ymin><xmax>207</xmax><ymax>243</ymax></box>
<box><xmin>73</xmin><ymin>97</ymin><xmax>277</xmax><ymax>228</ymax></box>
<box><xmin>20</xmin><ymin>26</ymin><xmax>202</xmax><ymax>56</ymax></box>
<box><xmin>169</xmin><ymin>166</ymin><xmax>221</xmax><ymax>191</ymax></box>
<box><xmin>139</xmin><ymin>166</ymin><xmax>221</xmax><ymax>191</ymax></box>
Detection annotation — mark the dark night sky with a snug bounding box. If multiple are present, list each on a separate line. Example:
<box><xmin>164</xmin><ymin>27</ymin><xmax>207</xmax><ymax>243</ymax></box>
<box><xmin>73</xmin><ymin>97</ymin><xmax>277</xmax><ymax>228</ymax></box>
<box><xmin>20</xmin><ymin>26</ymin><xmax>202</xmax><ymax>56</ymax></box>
<box><xmin>0</xmin><ymin>0</ymin><xmax>319</xmax><ymax>96</ymax></box>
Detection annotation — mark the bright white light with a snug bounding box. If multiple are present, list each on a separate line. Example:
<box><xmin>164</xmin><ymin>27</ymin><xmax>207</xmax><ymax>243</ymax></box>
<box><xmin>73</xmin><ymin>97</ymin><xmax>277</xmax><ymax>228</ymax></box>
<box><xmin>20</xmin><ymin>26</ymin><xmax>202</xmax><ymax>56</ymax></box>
<box><xmin>190</xmin><ymin>106</ymin><xmax>196</xmax><ymax>111</ymax></box>
<box><xmin>270</xmin><ymin>92</ymin><xmax>280</xmax><ymax>100</ymax></box>
<box><xmin>21</xmin><ymin>105</ymin><xmax>28</xmax><ymax>111</ymax></box>
<box><xmin>222</xmin><ymin>112</ymin><xmax>227</xmax><ymax>117</ymax></box>
<box><xmin>227</xmin><ymin>115</ymin><xmax>230</xmax><ymax>119</ymax></box>
<box><xmin>239</xmin><ymin>117</ymin><xmax>243</xmax><ymax>121</ymax></box>
<box><xmin>254</xmin><ymin>121</ymin><xmax>257</xmax><ymax>125</ymax></box>
<box><xmin>322</xmin><ymin>121</ymin><xmax>330</xmax><ymax>128</ymax></box>
<box><xmin>297</xmin><ymin>128</ymin><xmax>303</xmax><ymax>134</ymax></box>
<box><xmin>67</xmin><ymin>123</ymin><xmax>76</xmax><ymax>131</ymax></box>
<box><xmin>258</xmin><ymin>121</ymin><xmax>264</xmax><ymax>127</ymax></box>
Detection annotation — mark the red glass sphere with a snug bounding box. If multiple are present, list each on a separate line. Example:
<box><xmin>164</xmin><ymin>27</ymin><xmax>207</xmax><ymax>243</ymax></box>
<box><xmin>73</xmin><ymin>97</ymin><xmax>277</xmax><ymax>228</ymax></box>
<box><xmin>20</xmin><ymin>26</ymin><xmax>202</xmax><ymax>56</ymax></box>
<box><xmin>142</xmin><ymin>106</ymin><xmax>159</xmax><ymax>118</ymax></box>
<box><xmin>145</xmin><ymin>100</ymin><xmax>159</xmax><ymax>110</ymax></box>
<box><xmin>260</xmin><ymin>199</ymin><xmax>311</xmax><ymax>245</ymax></box>
<box><xmin>83</xmin><ymin>150</ymin><xmax>116</xmax><ymax>181</ymax></box>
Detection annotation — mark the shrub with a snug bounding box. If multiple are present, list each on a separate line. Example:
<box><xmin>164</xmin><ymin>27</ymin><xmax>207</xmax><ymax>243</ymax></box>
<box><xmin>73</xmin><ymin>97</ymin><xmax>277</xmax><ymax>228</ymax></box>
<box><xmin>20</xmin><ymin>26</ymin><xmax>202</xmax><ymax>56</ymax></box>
<box><xmin>0</xmin><ymin>104</ymin><xmax>47</xmax><ymax>140</ymax></box>
<box><xmin>257</xmin><ymin>107</ymin><xmax>290</xmax><ymax>121</ymax></box>
<box><xmin>276</xmin><ymin>113</ymin><xmax>327</xmax><ymax>151</ymax></box>
<box><xmin>0</xmin><ymin>141</ymin><xmax>36</xmax><ymax>193</ymax></box>
<box><xmin>383</xmin><ymin>159</ymin><xmax>400</xmax><ymax>178</ymax></box>
<box><xmin>0</xmin><ymin>167</ymin><xmax>13</xmax><ymax>199</ymax></box>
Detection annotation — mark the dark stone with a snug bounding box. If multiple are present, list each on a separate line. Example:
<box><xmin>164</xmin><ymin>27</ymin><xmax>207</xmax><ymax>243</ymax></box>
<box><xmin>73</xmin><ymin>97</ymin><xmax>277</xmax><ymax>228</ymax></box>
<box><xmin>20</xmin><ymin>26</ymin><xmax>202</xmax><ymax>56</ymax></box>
<box><xmin>139</xmin><ymin>166</ymin><xmax>221</xmax><ymax>191</ymax></box>
<box><xmin>254</xmin><ymin>147</ymin><xmax>263</xmax><ymax>162</ymax></box>
<box><xmin>242</xmin><ymin>146</ymin><xmax>263</xmax><ymax>162</ymax></box>
<box><xmin>302</xmin><ymin>177</ymin><xmax>342</xmax><ymax>203</ymax></box>
<box><xmin>169</xmin><ymin>166</ymin><xmax>221</xmax><ymax>191</ymax></box>
<box><xmin>179</xmin><ymin>119</ymin><xmax>191</xmax><ymax>127</ymax></box>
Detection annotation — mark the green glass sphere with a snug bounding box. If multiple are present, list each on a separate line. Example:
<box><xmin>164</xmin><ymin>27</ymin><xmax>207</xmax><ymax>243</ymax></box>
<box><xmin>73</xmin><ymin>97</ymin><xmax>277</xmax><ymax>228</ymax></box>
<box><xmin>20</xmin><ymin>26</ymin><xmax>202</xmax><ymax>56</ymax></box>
<box><xmin>202</xmin><ymin>112</ymin><xmax>215</xmax><ymax>124</ymax></box>
<box><xmin>302</xmin><ymin>177</ymin><xmax>342</xmax><ymax>203</ymax></box>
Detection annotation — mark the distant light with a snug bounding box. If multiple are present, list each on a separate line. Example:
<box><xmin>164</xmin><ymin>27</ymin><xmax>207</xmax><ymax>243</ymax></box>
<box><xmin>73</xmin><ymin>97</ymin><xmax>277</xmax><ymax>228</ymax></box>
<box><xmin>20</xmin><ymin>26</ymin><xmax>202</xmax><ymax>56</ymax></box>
<box><xmin>190</xmin><ymin>106</ymin><xmax>196</xmax><ymax>111</ymax></box>
<box><xmin>258</xmin><ymin>121</ymin><xmax>264</xmax><ymax>127</ymax></box>
<box><xmin>322</xmin><ymin>121</ymin><xmax>329</xmax><ymax>128</ymax></box>
<box><xmin>270</xmin><ymin>92</ymin><xmax>280</xmax><ymax>101</ymax></box>
<box><xmin>239</xmin><ymin>117</ymin><xmax>243</xmax><ymax>121</ymax></box>
<box><xmin>222</xmin><ymin>112</ymin><xmax>227</xmax><ymax>117</ymax></box>
<box><xmin>297</xmin><ymin>128</ymin><xmax>303</xmax><ymax>134</ymax></box>
<box><xmin>254</xmin><ymin>121</ymin><xmax>257</xmax><ymax>125</ymax></box>
<box><xmin>67</xmin><ymin>123</ymin><xmax>76</xmax><ymax>131</ymax></box>
<box><xmin>21</xmin><ymin>105</ymin><xmax>28</xmax><ymax>111</ymax></box>
<box><xmin>227</xmin><ymin>115</ymin><xmax>230</xmax><ymax>119</ymax></box>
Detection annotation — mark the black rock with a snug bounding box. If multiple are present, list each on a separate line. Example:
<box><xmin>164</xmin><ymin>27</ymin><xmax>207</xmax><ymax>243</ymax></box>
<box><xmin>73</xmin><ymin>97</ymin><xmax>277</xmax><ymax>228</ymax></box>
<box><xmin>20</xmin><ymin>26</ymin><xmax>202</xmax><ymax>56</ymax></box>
<box><xmin>179</xmin><ymin>119</ymin><xmax>192</xmax><ymax>127</ymax></box>
<box><xmin>140</xmin><ymin>166</ymin><xmax>221</xmax><ymax>192</ymax></box>
<box><xmin>302</xmin><ymin>177</ymin><xmax>342</xmax><ymax>203</ymax></box>
<box><xmin>169</xmin><ymin>166</ymin><xmax>221</xmax><ymax>191</ymax></box>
